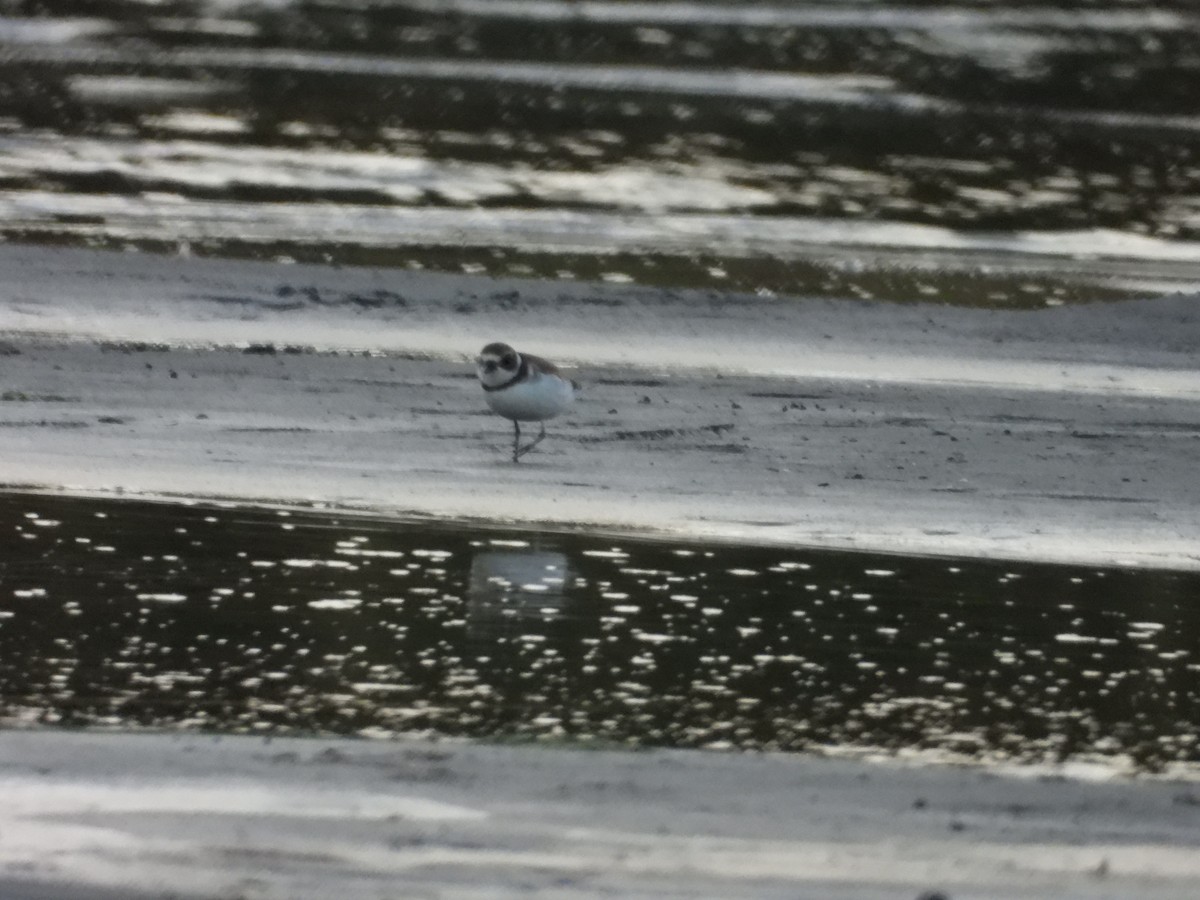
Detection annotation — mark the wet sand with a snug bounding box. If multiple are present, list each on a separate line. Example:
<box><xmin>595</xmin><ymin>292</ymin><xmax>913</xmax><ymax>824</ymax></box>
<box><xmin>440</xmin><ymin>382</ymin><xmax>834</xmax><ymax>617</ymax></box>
<box><xmin>1</xmin><ymin>244</ymin><xmax>1197</xmax><ymax>570</ymax></box>
<box><xmin>5</xmin><ymin>3</ymin><xmax>1200</xmax><ymax>894</ymax></box>
<box><xmin>2</xmin><ymin>729</ymin><xmax>1199</xmax><ymax>900</ymax></box>
<box><xmin>2</xmin><ymin>245</ymin><xmax>1199</xmax><ymax>897</ymax></box>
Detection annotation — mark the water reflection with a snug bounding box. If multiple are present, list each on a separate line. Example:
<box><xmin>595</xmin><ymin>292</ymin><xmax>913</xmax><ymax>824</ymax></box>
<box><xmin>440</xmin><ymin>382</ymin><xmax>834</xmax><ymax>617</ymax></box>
<box><xmin>467</xmin><ymin>547</ymin><xmax>573</xmax><ymax>640</ymax></box>
<box><xmin>4</xmin><ymin>2</ymin><xmax>1200</xmax><ymax>302</ymax></box>
<box><xmin>1</xmin><ymin>492</ymin><xmax>1197</xmax><ymax>772</ymax></box>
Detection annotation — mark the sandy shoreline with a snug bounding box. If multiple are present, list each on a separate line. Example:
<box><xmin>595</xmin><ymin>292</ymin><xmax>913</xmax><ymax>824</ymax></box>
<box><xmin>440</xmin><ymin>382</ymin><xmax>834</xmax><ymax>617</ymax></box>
<box><xmin>1</xmin><ymin>729</ymin><xmax>1198</xmax><ymax>900</ymax></box>
<box><xmin>0</xmin><ymin>244</ymin><xmax>1197</xmax><ymax>569</ymax></box>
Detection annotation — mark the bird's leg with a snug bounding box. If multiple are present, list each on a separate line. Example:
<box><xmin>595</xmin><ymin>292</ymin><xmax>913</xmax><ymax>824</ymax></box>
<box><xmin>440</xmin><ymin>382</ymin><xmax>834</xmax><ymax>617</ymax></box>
<box><xmin>514</xmin><ymin>422</ymin><xmax>547</xmax><ymax>460</ymax></box>
<box><xmin>512</xmin><ymin>420</ymin><xmax>521</xmax><ymax>463</ymax></box>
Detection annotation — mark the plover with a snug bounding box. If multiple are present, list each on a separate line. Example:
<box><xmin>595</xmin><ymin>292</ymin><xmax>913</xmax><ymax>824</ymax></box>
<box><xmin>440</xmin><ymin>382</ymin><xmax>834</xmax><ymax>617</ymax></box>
<box><xmin>476</xmin><ymin>342</ymin><xmax>576</xmax><ymax>462</ymax></box>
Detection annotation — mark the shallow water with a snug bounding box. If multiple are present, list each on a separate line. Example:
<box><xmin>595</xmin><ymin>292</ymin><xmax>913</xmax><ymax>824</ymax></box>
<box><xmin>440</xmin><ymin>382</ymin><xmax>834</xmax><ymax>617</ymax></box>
<box><xmin>2</xmin><ymin>491</ymin><xmax>1196</xmax><ymax>772</ymax></box>
<box><xmin>4</xmin><ymin>1</ymin><xmax>1200</xmax><ymax>303</ymax></box>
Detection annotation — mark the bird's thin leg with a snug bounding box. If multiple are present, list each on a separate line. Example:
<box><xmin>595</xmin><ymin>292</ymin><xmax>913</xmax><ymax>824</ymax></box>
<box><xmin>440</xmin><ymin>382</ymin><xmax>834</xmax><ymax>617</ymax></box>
<box><xmin>515</xmin><ymin>422</ymin><xmax>547</xmax><ymax>460</ymax></box>
<box><xmin>512</xmin><ymin>420</ymin><xmax>521</xmax><ymax>463</ymax></box>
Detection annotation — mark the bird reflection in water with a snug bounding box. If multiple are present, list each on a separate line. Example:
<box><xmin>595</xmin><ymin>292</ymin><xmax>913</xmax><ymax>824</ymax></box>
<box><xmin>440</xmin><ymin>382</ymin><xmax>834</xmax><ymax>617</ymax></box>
<box><xmin>466</xmin><ymin>546</ymin><xmax>575</xmax><ymax>641</ymax></box>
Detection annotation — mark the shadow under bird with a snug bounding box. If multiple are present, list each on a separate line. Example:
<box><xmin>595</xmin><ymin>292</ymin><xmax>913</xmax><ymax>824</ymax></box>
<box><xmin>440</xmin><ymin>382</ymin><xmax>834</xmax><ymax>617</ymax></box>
<box><xmin>476</xmin><ymin>342</ymin><xmax>577</xmax><ymax>462</ymax></box>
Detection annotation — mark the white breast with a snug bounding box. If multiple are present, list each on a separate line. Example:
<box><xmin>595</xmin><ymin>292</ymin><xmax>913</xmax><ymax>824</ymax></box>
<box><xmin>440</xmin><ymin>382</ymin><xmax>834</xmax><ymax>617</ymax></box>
<box><xmin>485</xmin><ymin>371</ymin><xmax>574</xmax><ymax>422</ymax></box>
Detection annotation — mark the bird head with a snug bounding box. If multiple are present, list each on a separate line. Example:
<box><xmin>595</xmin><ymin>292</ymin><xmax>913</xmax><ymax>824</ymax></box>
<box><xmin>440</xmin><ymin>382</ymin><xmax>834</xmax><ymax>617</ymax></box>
<box><xmin>476</xmin><ymin>342</ymin><xmax>521</xmax><ymax>388</ymax></box>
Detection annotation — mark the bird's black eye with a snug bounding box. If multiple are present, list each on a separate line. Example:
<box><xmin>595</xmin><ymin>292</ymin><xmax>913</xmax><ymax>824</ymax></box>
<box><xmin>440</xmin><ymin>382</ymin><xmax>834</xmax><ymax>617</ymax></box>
<box><xmin>502</xmin><ymin>354</ymin><xmax>516</xmax><ymax>369</ymax></box>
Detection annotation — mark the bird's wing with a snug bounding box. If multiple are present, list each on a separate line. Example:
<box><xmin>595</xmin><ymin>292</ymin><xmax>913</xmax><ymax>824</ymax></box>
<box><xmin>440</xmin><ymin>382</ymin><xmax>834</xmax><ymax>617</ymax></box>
<box><xmin>523</xmin><ymin>353</ymin><xmax>562</xmax><ymax>376</ymax></box>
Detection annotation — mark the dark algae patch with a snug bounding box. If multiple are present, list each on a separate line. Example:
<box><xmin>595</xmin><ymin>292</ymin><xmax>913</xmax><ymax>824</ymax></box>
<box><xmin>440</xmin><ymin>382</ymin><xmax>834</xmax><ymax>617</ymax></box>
<box><xmin>1</xmin><ymin>492</ymin><xmax>1197</xmax><ymax>772</ymax></box>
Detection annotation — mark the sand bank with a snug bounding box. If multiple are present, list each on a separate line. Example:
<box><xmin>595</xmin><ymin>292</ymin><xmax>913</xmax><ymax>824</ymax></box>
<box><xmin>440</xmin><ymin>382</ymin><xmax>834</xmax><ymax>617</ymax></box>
<box><xmin>0</xmin><ymin>245</ymin><xmax>1196</xmax><ymax>569</ymax></box>
<box><xmin>1</xmin><ymin>729</ymin><xmax>1198</xmax><ymax>900</ymax></box>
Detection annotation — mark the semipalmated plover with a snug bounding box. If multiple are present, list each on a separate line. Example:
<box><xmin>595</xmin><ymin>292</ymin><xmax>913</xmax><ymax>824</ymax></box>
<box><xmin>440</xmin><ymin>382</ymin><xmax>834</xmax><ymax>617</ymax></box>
<box><xmin>476</xmin><ymin>342</ymin><xmax>576</xmax><ymax>462</ymax></box>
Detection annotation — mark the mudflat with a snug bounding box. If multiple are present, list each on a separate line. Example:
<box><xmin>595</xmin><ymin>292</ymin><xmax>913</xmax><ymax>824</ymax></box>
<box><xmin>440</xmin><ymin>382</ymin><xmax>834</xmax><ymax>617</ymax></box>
<box><xmin>1</xmin><ymin>244</ymin><xmax>1197</xmax><ymax>569</ymax></box>
<box><xmin>2</xmin><ymin>245</ymin><xmax>1199</xmax><ymax>898</ymax></box>
<box><xmin>1</xmin><ymin>729</ymin><xmax>1199</xmax><ymax>900</ymax></box>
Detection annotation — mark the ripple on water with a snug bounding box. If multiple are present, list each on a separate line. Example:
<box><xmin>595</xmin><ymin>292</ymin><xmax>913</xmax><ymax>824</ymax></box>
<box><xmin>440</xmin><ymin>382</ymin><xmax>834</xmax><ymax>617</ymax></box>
<box><xmin>1</xmin><ymin>491</ymin><xmax>1198</xmax><ymax>774</ymax></box>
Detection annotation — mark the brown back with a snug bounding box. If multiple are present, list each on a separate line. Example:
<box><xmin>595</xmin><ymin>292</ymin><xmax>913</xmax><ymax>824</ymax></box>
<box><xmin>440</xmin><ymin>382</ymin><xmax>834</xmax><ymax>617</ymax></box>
<box><xmin>522</xmin><ymin>353</ymin><xmax>561</xmax><ymax>376</ymax></box>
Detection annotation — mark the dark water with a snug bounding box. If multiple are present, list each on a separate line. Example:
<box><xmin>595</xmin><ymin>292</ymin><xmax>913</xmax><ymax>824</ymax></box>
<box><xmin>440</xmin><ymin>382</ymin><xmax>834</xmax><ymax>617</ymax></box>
<box><xmin>2</xmin><ymin>491</ymin><xmax>1197</xmax><ymax>772</ymax></box>
<box><xmin>4</xmin><ymin>2</ymin><xmax>1200</xmax><ymax>303</ymax></box>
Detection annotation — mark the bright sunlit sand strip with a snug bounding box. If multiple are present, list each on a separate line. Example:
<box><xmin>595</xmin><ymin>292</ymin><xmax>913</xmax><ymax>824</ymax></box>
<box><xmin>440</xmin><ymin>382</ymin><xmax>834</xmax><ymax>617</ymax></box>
<box><xmin>1</xmin><ymin>729</ymin><xmax>1198</xmax><ymax>900</ymax></box>
<box><xmin>395</xmin><ymin>0</ymin><xmax>1193</xmax><ymax>33</ymax></box>
<box><xmin>7</xmin><ymin>186</ymin><xmax>1200</xmax><ymax>269</ymax></box>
